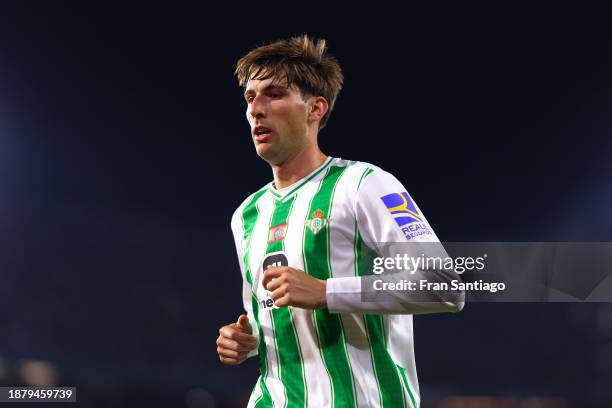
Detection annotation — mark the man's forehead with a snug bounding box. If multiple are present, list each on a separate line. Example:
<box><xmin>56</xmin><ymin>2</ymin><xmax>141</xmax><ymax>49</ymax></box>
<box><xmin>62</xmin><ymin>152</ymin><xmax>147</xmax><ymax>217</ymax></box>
<box><xmin>245</xmin><ymin>76</ymin><xmax>291</xmax><ymax>92</ymax></box>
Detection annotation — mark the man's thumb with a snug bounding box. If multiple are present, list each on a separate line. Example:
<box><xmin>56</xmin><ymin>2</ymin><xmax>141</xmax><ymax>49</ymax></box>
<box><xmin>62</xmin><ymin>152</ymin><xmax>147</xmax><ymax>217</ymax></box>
<box><xmin>236</xmin><ymin>314</ymin><xmax>252</xmax><ymax>333</ymax></box>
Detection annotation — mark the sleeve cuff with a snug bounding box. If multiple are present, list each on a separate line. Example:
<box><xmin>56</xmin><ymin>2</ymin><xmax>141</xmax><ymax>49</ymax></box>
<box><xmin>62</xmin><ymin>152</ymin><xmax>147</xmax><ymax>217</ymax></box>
<box><xmin>326</xmin><ymin>276</ymin><xmax>362</xmax><ymax>313</ymax></box>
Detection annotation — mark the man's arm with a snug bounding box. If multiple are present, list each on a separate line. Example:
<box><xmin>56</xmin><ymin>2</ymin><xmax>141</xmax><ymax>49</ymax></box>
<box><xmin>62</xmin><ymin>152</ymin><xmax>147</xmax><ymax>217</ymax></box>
<box><xmin>263</xmin><ymin>166</ymin><xmax>464</xmax><ymax>314</ymax></box>
<box><xmin>216</xmin><ymin>209</ymin><xmax>259</xmax><ymax>365</ymax></box>
<box><xmin>325</xmin><ymin>167</ymin><xmax>465</xmax><ymax>314</ymax></box>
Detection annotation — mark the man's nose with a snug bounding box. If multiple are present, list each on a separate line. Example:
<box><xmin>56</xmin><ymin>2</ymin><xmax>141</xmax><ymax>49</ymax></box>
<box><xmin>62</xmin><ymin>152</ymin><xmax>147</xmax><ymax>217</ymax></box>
<box><xmin>248</xmin><ymin>96</ymin><xmax>265</xmax><ymax>119</ymax></box>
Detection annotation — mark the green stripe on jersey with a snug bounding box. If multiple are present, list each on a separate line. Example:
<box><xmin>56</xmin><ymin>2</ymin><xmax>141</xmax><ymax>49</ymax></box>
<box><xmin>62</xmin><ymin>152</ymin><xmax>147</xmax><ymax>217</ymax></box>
<box><xmin>303</xmin><ymin>165</ymin><xmax>357</xmax><ymax>408</ymax></box>
<box><xmin>241</xmin><ymin>189</ymin><xmax>268</xmax><ymax>287</ymax></box>
<box><xmin>357</xmin><ymin>167</ymin><xmax>374</xmax><ymax>190</ymax></box>
<box><xmin>266</xmin><ymin>196</ymin><xmax>308</xmax><ymax>407</ymax></box>
<box><xmin>396</xmin><ymin>364</ymin><xmax>417</xmax><ymax>408</ymax></box>
<box><xmin>239</xmin><ymin>189</ymin><xmax>272</xmax><ymax>407</ymax></box>
<box><xmin>252</xmin><ymin>295</ymin><xmax>273</xmax><ymax>408</ymax></box>
<box><xmin>354</xmin><ymin>226</ymin><xmax>408</xmax><ymax>408</ymax></box>
<box><xmin>364</xmin><ymin>315</ymin><xmax>406</xmax><ymax>408</ymax></box>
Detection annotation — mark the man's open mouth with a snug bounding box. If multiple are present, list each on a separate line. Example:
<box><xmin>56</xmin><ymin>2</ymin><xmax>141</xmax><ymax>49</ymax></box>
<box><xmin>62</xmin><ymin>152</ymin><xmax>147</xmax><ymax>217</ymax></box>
<box><xmin>253</xmin><ymin>126</ymin><xmax>273</xmax><ymax>141</ymax></box>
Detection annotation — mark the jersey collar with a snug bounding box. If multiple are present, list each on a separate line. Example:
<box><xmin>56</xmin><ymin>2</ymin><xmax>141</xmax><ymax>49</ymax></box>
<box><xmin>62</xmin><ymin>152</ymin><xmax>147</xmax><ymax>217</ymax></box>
<box><xmin>267</xmin><ymin>156</ymin><xmax>334</xmax><ymax>203</ymax></box>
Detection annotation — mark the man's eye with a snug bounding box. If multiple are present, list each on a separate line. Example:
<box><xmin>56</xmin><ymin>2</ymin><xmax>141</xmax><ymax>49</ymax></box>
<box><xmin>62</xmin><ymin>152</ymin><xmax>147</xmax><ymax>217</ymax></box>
<box><xmin>246</xmin><ymin>96</ymin><xmax>254</xmax><ymax>103</ymax></box>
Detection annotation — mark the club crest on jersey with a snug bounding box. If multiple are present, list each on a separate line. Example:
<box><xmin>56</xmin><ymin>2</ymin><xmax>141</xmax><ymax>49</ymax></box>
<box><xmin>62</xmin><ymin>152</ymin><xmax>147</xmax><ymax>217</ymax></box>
<box><xmin>306</xmin><ymin>209</ymin><xmax>328</xmax><ymax>234</ymax></box>
<box><xmin>268</xmin><ymin>224</ymin><xmax>287</xmax><ymax>243</ymax></box>
<box><xmin>381</xmin><ymin>192</ymin><xmax>432</xmax><ymax>240</ymax></box>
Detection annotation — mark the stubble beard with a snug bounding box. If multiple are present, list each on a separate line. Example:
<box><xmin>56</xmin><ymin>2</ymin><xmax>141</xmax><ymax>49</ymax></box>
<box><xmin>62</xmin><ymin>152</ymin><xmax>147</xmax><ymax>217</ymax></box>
<box><xmin>256</xmin><ymin>133</ymin><xmax>307</xmax><ymax>167</ymax></box>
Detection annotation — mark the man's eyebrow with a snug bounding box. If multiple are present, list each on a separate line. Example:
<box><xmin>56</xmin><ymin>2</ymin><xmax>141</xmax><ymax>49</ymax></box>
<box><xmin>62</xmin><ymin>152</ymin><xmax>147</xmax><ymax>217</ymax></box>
<box><xmin>244</xmin><ymin>84</ymin><xmax>288</xmax><ymax>97</ymax></box>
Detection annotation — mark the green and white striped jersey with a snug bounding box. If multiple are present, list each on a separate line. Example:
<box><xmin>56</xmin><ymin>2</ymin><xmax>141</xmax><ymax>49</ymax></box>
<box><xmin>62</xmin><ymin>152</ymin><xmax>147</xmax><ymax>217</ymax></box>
<box><xmin>231</xmin><ymin>157</ymin><xmax>445</xmax><ymax>408</ymax></box>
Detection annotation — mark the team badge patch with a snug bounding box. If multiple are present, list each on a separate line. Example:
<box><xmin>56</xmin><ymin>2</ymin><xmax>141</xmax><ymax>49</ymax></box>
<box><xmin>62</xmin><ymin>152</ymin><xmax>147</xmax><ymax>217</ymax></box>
<box><xmin>305</xmin><ymin>209</ymin><xmax>328</xmax><ymax>234</ymax></box>
<box><xmin>268</xmin><ymin>224</ymin><xmax>287</xmax><ymax>243</ymax></box>
<box><xmin>381</xmin><ymin>192</ymin><xmax>432</xmax><ymax>240</ymax></box>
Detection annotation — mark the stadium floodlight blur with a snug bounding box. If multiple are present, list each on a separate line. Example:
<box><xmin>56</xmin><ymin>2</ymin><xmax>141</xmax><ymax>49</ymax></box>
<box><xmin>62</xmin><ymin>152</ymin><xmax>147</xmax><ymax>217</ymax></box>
<box><xmin>18</xmin><ymin>360</ymin><xmax>59</xmax><ymax>386</ymax></box>
<box><xmin>440</xmin><ymin>396</ymin><xmax>570</xmax><ymax>408</ymax></box>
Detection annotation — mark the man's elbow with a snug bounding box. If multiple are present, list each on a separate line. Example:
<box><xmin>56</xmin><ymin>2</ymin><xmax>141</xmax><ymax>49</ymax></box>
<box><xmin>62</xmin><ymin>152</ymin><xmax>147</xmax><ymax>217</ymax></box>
<box><xmin>444</xmin><ymin>287</ymin><xmax>465</xmax><ymax>313</ymax></box>
<box><xmin>445</xmin><ymin>298</ymin><xmax>465</xmax><ymax>313</ymax></box>
<box><xmin>443</xmin><ymin>268</ymin><xmax>466</xmax><ymax>313</ymax></box>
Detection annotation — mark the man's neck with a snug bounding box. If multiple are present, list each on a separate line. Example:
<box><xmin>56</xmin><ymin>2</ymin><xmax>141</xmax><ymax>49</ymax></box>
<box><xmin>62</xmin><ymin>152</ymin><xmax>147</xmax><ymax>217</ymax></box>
<box><xmin>271</xmin><ymin>147</ymin><xmax>328</xmax><ymax>190</ymax></box>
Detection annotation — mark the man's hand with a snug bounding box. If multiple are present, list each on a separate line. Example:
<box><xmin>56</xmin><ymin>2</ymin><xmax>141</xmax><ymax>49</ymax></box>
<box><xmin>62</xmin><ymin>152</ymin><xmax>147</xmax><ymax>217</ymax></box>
<box><xmin>262</xmin><ymin>266</ymin><xmax>327</xmax><ymax>309</ymax></box>
<box><xmin>216</xmin><ymin>314</ymin><xmax>257</xmax><ymax>365</ymax></box>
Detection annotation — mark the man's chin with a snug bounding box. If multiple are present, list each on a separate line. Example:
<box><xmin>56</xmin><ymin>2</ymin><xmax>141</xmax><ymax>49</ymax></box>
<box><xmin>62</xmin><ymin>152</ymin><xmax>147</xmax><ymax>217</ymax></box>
<box><xmin>255</xmin><ymin>144</ymin><xmax>283</xmax><ymax>165</ymax></box>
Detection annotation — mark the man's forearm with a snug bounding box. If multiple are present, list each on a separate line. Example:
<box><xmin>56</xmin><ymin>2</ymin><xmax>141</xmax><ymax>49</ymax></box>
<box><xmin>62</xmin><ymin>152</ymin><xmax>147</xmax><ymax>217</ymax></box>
<box><xmin>325</xmin><ymin>267</ymin><xmax>465</xmax><ymax>314</ymax></box>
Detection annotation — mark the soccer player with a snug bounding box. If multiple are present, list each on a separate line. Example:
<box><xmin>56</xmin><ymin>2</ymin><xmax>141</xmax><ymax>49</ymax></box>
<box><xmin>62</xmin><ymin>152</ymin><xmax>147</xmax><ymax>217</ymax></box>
<box><xmin>216</xmin><ymin>35</ymin><xmax>464</xmax><ymax>408</ymax></box>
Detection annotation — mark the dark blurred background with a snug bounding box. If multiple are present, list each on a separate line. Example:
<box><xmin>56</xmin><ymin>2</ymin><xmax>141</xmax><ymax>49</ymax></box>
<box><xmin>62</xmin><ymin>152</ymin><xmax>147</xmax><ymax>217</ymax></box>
<box><xmin>0</xmin><ymin>2</ymin><xmax>611</xmax><ymax>407</ymax></box>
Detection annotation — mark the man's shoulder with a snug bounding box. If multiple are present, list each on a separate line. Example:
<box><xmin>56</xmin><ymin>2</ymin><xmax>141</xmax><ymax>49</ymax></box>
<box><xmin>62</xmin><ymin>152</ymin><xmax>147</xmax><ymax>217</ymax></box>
<box><xmin>230</xmin><ymin>183</ymin><xmax>270</xmax><ymax>227</ymax></box>
<box><xmin>332</xmin><ymin>159</ymin><xmax>410</xmax><ymax>207</ymax></box>
<box><xmin>330</xmin><ymin>157</ymin><xmax>378</xmax><ymax>173</ymax></box>
<box><xmin>330</xmin><ymin>158</ymin><xmax>386</xmax><ymax>186</ymax></box>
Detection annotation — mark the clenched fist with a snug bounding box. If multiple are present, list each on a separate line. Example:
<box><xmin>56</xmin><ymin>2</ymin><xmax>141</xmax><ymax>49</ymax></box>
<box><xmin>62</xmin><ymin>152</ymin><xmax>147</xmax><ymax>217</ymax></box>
<box><xmin>216</xmin><ymin>314</ymin><xmax>257</xmax><ymax>365</ymax></box>
<box><xmin>262</xmin><ymin>266</ymin><xmax>327</xmax><ymax>309</ymax></box>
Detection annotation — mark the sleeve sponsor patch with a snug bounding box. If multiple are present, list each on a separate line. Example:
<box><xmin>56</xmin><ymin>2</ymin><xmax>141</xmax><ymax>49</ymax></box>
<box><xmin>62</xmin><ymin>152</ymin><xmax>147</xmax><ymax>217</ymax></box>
<box><xmin>380</xmin><ymin>192</ymin><xmax>433</xmax><ymax>240</ymax></box>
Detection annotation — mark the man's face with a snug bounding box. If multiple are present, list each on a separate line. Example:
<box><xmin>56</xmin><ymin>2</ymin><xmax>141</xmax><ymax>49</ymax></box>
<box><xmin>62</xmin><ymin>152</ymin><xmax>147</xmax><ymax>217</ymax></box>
<box><xmin>244</xmin><ymin>77</ymin><xmax>311</xmax><ymax>165</ymax></box>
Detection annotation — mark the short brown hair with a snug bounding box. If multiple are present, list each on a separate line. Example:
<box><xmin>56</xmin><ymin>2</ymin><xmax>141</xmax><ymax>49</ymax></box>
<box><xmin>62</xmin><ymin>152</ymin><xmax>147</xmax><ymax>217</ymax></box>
<box><xmin>235</xmin><ymin>35</ymin><xmax>343</xmax><ymax>130</ymax></box>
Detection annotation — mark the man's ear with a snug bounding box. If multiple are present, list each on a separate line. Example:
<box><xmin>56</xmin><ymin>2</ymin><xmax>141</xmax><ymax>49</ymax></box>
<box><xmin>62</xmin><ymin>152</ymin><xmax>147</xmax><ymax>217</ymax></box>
<box><xmin>308</xmin><ymin>96</ymin><xmax>329</xmax><ymax>124</ymax></box>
